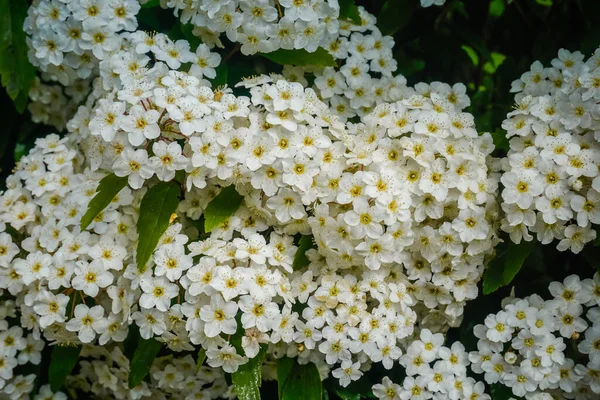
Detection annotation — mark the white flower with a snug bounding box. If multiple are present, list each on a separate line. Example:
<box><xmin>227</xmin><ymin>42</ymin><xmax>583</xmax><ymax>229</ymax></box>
<box><xmin>119</xmin><ymin>105</ymin><xmax>161</xmax><ymax>146</ymax></box>
<box><xmin>332</xmin><ymin>360</ymin><xmax>363</xmax><ymax>387</ymax></box>
<box><xmin>66</xmin><ymin>304</ymin><xmax>105</xmax><ymax>343</ymax></box>
<box><xmin>139</xmin><ymin>276</ymin><xmax>179</xmax><ymax>312</ymax></box>
<box><xmin>206</xmin><ymin>343</ymin><xmax>245</xmax><ymax>373</ymax></box>
<box><xmin>150</xmin><ymin>141</ymin><xmax>188</xmax><ymax>181</ymax></box>
<box><xmin>72</xmin><ymin>260</ymin><xmax>114</xmax><ymax>297</ymax></box>
<box><xmin>113</xmin><ymin>148</ymin><xmax>154</xmax><ymax>189</ymax></box>
<box><xmin>33</xmin><ymin>291</ymin><xmax>69</xmax><ymax>329</ymax></box>
<box><xmin>200</xmin><ymin>295</ymin><xmax>238</xmax><ymax>337</ymax></box>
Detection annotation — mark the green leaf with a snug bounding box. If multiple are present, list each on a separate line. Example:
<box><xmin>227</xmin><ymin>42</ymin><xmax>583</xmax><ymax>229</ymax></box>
<box><xmin>128</xmin><ymin>337</ymin><xmax>162</xmax><ymax>388</ymax></box>
<box><xmin>483</xmin><ymin>254</ymin><xmax>505</xmax><ymax>295</ymax></box>
<box><xmin>535</xmin><ymin>0</ymin><xmax>552</xmax><ymax>6</ymax></box>
<box><xmin>196</xmin><ymin>349</ymin><xmax>207</xmax><ymax>371</ymax></box>
<box><xmin>136</xmin><ymin>181</ymin><xmax>181</xmax><ymax>272</ymax></box>
<box><xmin>231</xmin><ymin>345</ymin><xmax>267</xmax><ymax>400</ymax></box>
<box><xmin>488</xmin><ymin>0</ymin><xmax>505</xmax><ymax>17</ymax></box>
<box><xmin>203</xmin><ymin>185</ymin><xmax>244</xmax><ymax>233</ymax></box>
<box><xmin>339</xmin><ymin>0</ymin><xmax>361</xmax><ymax>25</ymax></box>
<box><xmin>0</xmin><ymin>0</ymin><xmax>36</xmax><ymax>113</ymax></box>
<box><xmin>461</xmin><ymin>45</ymin><xmax>479</xmax><ymax>66</ymax></box>
<box><xmin>502</xmin><ymin>240</ymin><xmax>536</xmax><ymax>286</ymax></box>
<box><xmin>483</xmin><ymin>240</ymin><xmax>536</xmax><ymax>295</ymax></box>
<box><xmin>280</xmin><ymin>361</ymin><xmax>322</xmax><ymax>400</ymax></box>
<box><xmin>261</xmin><ymin>48</ymin><xmax>336</xmax><ymax>67</ymax></box>
<box><xmin>123</xmin><ymin>325</ymin><xmax>140</xmax><ymax>360</ymax></box>
<box><xmin>48</xmin><ymin>345</ymin><xmax>82</xmax><ymax>392</ymax></box>
<box><xmin>80</xmin><ymin>173</ymin><xmax>129</xmax><ymax>230</ymax></box>
<box><xmin>277</xmin><ymin>357</ymin><xmax>295</xmax><ymax>399</ymax></box>
<box><xmin>292</xmin><ymin>235</ymin><xmax>315</xmax><ymax>271</ymax></box>
<box><xmin>483</xmin><ymin>52</ymin><xmax>507</xmax><ymax>74</ymax></box>
<box><xmin>377</xmin><ymin>0</ymin><xmax>414</xmax><ymax>36</ymax></box>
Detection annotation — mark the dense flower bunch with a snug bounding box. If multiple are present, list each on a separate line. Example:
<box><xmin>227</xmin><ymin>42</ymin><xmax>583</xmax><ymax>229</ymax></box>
<box><xmin>469</xmin><ymin>273</ymin><xmax>600</xmax><ymax>399</ymax></box>
<box><xmin>162</xmin><ymin>0</ymin><xmax>356</xmax><ymax>55</ymax></box>
<box><xmin>28</xmin><ymin>76</ymin><xmax>91</xmax><ymax>131</ymax></box>
<box><xmin>24</xmin><ymin>0</ymin><xmax>142</xmax><ymax>86</ymax></box>
<box><xmin>499</xmin><ymin>47</ymin><xmax>600</xmax><ymax>253</ymax></box>
<box><xmin>62</xmin><ymin>346</ymin><xmax>230</xmax><ymax>399</ymax></box>
<box><xmin>308</xmin><ymin>7</ymin><xmax>403</xmax><ymax>120</ymax></box>
<box><xmin>280</xmin><ymin>7</ymin><xmax>471</xmax><ymax>121</ymax></box>
<box><xmin>371</xmin><ymin>328</ymin><xmax>490</xmax><ymax>400</ymax></box>
<box><xmin>0</xmin><ymin>25</ymin><xmax>500</xmax><ymax>391</ymax></box>
<box><xmin>0</xmin><ymin>296</ymin><xmax>64</xmax><ymax>399</ymax></box>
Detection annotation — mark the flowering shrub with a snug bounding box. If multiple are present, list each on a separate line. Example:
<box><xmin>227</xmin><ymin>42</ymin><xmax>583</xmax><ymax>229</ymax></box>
<box><xmin>1</xmin><ymin>0</ymin><xmax>600</xmax><ymax>399</ymax></box>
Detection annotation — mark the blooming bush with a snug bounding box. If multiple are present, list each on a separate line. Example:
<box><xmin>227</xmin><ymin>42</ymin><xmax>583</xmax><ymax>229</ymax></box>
<box><xmin>1</xmin><ymin>0</ymin><xmax>600</xmax><ymax>399</ymax></box>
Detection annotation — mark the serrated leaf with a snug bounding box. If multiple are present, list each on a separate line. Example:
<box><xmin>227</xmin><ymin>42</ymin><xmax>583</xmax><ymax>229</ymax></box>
<box><xmin>280</xmin><ymin>361</ymin><xmax>322</xmax><ymax>400</ymax></box>
<box><xmin>196</xmin><ymin>349</ymin><xmax>206</xmax><ymax>371</ymax></box>
<box><xmin>203</xmin><ymin>185</ymin><xmax>244</xmax><ymax>233</ymax></box>
<box><xmin>136</xmin><ymin>181</ymin><xmax>181</xmax><ymax>272</ymax></box>
<box><xmin>128</xmin><ymin>337</ymin><xmax>162</xmax><ymax>388</ymax></box>
<box><xmin>80</xmin><ymin>173</ymin><xmax>129</xmax><ymax>230</ymax></box>
<box><xmin>502</xmin><ymin>239</ymin><xmax>536</xmax><ymax>286</ymax></box>
<box><xmin>231</xmin><ymin>345</ymin><xmax>267</xmax><ymax>400</ymax></box>
<box><xmin>261</xmin><ymin>48</ymin><xmax>336</xmax><ymax>67</ymax></box>
<box><xmin>0</xmin><ymin>0</ymin><xmax>36</xmax><ymax>113</ymax></box>
<box><xmin>339</xmin><ymin>0</ymin><xmax>361</xmax><ymax>25</ymax></box>
<box><xmin>48</xmin><ymin>344</ymin><xmax>82</xmax><ymax>392</ymax></box>
<box><xmin>293</xmin><ymin>235</ymin><xmax>315</xmax><ymax>271</ymax></box>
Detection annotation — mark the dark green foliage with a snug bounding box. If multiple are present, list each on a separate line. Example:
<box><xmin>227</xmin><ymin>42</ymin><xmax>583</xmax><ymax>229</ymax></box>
<box><xmin>81</xmin><ymin>174</ymin><xmax>129</xmax><ymax>230</ymax></box>
<box><xmin>136</xmin><ymin>181</ymin><xmax>182</xmax><ymax>271</ymax></box>
<box><xmin>203</xmin><ymin>185</ymin><xmax>244</xmax><ymax>233</ymax></box>
<box><xmin>48</xmin><ymin>345</ymin><xmax>82</xmax><ymax>392</ymax></box>
<box><xmin>128</xmin><ymin>337</ymin><xmax>163</xmax><ymax>388</ymax></box>
<box><xmin>0</xmin><ymin>0</ymin><xmax>36</xmax><ymax>113</ymax></box>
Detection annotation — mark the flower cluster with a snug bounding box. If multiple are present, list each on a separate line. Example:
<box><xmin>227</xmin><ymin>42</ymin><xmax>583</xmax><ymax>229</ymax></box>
<box><xmin>62</xmin><ymin>346</ymin><xmax>230</xmax><ymax>399</ymax></box>
<box><xmin>499</xmin><ymin>47</ymin><xmax>600</xmax><ymax>253</ymax></box>
<box><xmin>0</xmin><ymin>27</ymin><xmax>500</xmax><ymax>389</ymax></box>
<box><xmin>469</xmin><ymin>273</ymin><xmax>600</xmax><ymax>399</ymax></box>
<box><xmin>162</xmin><ymin>0</ymin><xmax>350</xmax><ymax>55</ymax></box>
<box><xmin>372</xmin><ymin>328</ymin><xmax>490</xmax><ymax>400</ymax></box>
<box><xmin>24</xmin><ymin>0</ymin><xmax>141</xmax><ymax>86</ymax></box>
<box><xmin>27</xmin><ymin>76</ymin><xmax>91</xmax><ymax>131</ymax></box>
<box><xmin>0</xmin><ymin>297</ymin><xmax>60</xmax><ymax>399</ymax></box>
<box><xmin>274</xmin><ymin>6</ymin><xmax>471</xmax><ymax>122</ymax></box>
<box><xmin>308</xmin><ymin>7</ymin><xmax>403</xmax><ymax>120</ymax></box>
